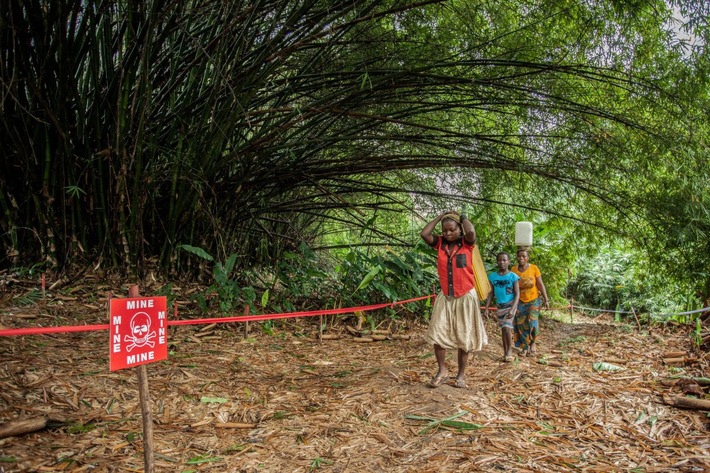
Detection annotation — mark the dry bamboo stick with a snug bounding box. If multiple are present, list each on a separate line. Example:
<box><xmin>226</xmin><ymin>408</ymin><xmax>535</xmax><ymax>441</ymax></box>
<box><xmin>214</xmin><ymin>422</ymin><xmax>257</xmax><ymax>429</ymax></box>
<box><xmin>198</xmin><ymin>323</ymin><xmax>217</xmax><ymax>332</ymax></box>
<box><xmin>663</xmin><ymin>357</ymin><xmax>691</xmax><ymax>365</ymax></box>
<box><xmin>0</xmin><ymin>417</ymin><xmax>48</xmax><ymax>438</ymax></box>
<box><xmin>662</xmin><ymin>394</ymin><xmax>710</xmax><ymax>411</ymax></box>
<box><xmin>662</xmin><ymin>351</ymin><xmax>687</xmax><ymax>358</ymax></box>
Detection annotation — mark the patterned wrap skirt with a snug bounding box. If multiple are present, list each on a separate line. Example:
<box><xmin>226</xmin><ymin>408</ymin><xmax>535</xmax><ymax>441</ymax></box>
<box><xmin>496</xmin><ymin>301</ymin><xmax>515</xmax><ymax>329</ymax></box>
<box><xmin>424</xmin><ymin>289</ymin><xmax>488</xmax><ymax>352</ymax></box>
<box><xmin>514</xmin><ymin>297</ymin><xmax>541</xmax><ymax>350</ymax></box>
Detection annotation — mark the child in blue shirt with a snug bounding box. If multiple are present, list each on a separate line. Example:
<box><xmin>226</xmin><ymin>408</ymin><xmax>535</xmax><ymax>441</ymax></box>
<box><xmin>484</xmin><ymin>252</ymin><xmax>520</xmax><ymax>362</ymax></box>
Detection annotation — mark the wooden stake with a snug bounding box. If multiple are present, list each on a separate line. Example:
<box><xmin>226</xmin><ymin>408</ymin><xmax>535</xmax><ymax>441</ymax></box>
<box><xmin>244</xmin><ymin>304</ymin><xmax>249</xmax><ymax>339</ymax></box>
<box><xmin>631</xmin><ymin>306</ymin><xmax>641</xmax><ymax>330</ymax></box>
<box><xmin>129</xmin><ymin>285</ymin><xmax>155</xmax><ymax>473</ymax></box>
<box><xmin>319</xmin><ymin>314</ymin><xmax>323</xmax><ymax>342</ymax></box>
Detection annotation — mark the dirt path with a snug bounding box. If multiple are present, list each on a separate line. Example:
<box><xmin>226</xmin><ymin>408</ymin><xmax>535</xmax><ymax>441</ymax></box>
<box><xmin>1</xmin><ymin>307</ymin><xmax>709</xmax><ymax>472</ymax></box>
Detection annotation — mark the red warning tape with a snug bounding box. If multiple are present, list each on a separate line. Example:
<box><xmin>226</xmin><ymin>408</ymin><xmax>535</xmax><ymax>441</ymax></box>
<box><xmin>0</xmin><ymin>295</ymin><xmax>434</xmax><ymax>337</ymax></box>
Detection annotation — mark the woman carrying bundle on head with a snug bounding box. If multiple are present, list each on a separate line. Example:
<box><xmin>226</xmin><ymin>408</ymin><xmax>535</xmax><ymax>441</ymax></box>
<box><xmin>420</xmin><ymin>211</ymin><xmax>488</xmax><ymax>389</ymax></box>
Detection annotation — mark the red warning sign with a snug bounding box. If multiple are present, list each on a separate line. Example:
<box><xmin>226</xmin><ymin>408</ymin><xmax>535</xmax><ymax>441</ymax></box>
<box><xmin>109</xmin><ymin>296</ymin><xmax>168</xmax><ymax>371</ymax></box>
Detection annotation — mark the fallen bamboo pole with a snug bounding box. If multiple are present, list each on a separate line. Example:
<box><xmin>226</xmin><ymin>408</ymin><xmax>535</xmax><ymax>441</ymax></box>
<box><xmin>662</xmin><ymin>394</ymin><xmax>710</xmax><ymax>411</ymax></box>
<box><xmin>0</xmin><ymin>417</ymin><xmax>48</xmax><ymax>439</ymax></box>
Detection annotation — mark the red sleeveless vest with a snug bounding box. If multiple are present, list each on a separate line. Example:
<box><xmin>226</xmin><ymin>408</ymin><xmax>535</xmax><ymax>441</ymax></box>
<box><xmin>434</xmin><ymin>237</ymin><xmax>476</xmax><ymax>297</ymax></box>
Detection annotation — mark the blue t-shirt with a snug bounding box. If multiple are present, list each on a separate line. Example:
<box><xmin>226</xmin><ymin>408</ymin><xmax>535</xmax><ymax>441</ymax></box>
<box><xmin>487</xmin><ymin>271</ymin><xmax>520</xmax><ymax>305</ymax></box>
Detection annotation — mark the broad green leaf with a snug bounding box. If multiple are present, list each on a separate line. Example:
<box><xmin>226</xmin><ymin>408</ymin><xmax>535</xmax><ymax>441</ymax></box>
<box><xmin>439</xmin><ymin>420</ymin><xmax>483</xmax><ymax>430</ymax></box>
<box><xmin>179</xmin><ymin>245</ymin><xmax>213</xmax><ymax>262</ymax></box>
<box><xmin>355</xmin><ymin>266</ymin><xmax>381</xmax><ymax>292</ymax></box>
<box><xmin>592</xmin><ymin>362</ymin><xmax>624</xmax><ymax>372</ymax></box>
<box><xmin>223</xmin><ymin>253</ymin><xmax>237</xmax><ymax>275</ymax></box>
<box><xmin>261</xmin><ymin>289</ymin><xmax>270</xmax><ymax>307</ymax></box>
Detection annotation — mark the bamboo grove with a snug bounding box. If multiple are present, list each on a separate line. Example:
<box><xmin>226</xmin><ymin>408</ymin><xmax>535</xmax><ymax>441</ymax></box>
<box><xmin>1</xmin><ymin>0</ymin><xmax>708</xmax><ymax>281</ymax></box>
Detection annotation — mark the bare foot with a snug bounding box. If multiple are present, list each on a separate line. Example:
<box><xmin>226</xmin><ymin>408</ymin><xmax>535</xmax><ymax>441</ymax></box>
<box><xmin>426</xmin><ymin>372</ymin><xmax>449</xmax><ymax>388</ymax></box>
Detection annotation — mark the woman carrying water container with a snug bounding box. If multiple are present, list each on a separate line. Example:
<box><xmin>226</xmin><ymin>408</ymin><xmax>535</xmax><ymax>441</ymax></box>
<box><xmin>511</xmin><ymin>248</ymin><xmax>549</xmax><ymax>356</ymax></box>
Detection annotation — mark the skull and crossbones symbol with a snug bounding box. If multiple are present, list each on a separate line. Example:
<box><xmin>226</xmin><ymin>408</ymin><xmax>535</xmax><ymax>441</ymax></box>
<box><xmin>124</xmin><ymin>312</ymin><xmax>156</xmax><ymax>352</ymax></box>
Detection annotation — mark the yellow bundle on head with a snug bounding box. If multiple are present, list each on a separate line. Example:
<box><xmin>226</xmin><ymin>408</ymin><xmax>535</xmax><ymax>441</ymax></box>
<box><xmin>441</xmin><ymin>213</ymin><xmax>461</xmax><ymax>224</ymax></box>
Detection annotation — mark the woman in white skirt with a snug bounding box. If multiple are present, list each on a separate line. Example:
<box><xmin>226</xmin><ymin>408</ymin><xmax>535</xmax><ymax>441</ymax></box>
<box><xmin>420</xmin><ymin>211</ymin><xmax>488</xmax><ymax>388</ymax></box>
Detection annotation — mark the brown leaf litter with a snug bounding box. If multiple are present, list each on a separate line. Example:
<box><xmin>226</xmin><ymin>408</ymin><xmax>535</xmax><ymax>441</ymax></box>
<box><xmin>0</xmin><ymin>285</ymin><xmax>709</xmax><ymax>472</ymax></box>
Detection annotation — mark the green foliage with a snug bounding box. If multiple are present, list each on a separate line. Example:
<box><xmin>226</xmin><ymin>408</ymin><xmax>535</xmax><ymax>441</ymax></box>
<box><xmin>347</xmin><ymin>241</ymin><xmax>437</xmax><ymax>300</ymax></box>
<box><xmin>2</xmin><ymin>0</ymin><xmax>707</xmax><ymax>331</ymax></box>
<box><xmin>2</xmin><ymin>0</ymin><xmax>707</xmax><ymax>284</ymax></box>
<box><xmin>178</xmin><ymin>238</ymin><xmax>436</xmax><ymax>323</ymax></box>
<box><xmin>67</xmin><ymin>422</ymin><xmax>95</xmax><ymax>434</ymax></box>
<box><xmin>7</xmin><ymin>264</ymin><xmax>48</xmax><ymax>279</ymax></box>
<box><xmin>566</xmin><ymin>249</ymin><xmax>634</xmax><ymax>311</ymax></box>
<box><xmin>693</xmin><ymin>318</ymin><xmax>703</xmax><ymax>348</ymax></box>
<box><xmin>261</xmin><ymin>320</ymin><xmax>275</xmax><ymax>336</ymax></box>
<box><xmin>249</xmin><ymin>241</ymin><xmax>437</xmax><ymax>323</ymax></box>
<box><xmin>155</xmin><ymin>283</ymin><xmax>178</xmax><ymax>309</ymax></box>
<box><xmin>309</xmin><ymin>457</ymin><xmax>333</xmax><ymax>470</ymax></box>
<box><xmin>179</xmin><ymin>245</ymin><xmax>213</xmax><ymax>262</ymax></box>
<box><xmin>179</xmin><ymin>245</ymin><xmax>253</xmax><ymax>314</ymax></box>
<box><xmin>565</xmin><ymin>248</ymin><xmax>701</xmax><ymax>322</ymax></box>
<box><xmin>185</xmin><ymin>455</ymin><xmax>222</xmax><ymax>465</ymax></box>
<box><xmin>13</xmin><ymin>289</ymin><xmax>43</xmax><ymax>306</ymax></box>
<box><xmin>272</xmin><ymin>243</ymin><xmax>343</xmax><ymax>313</ymax></box>
<box><xmin>474</xmin><ymin>210</ymin><xmax>584</xmax><ymax>306</ymax></box>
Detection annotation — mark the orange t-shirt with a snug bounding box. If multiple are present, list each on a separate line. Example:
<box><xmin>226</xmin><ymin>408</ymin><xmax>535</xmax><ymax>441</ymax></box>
<box><xmin>512</xmin><ymin>264</ymin><xmax>541</xmax><ymax>303</ymax></box>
